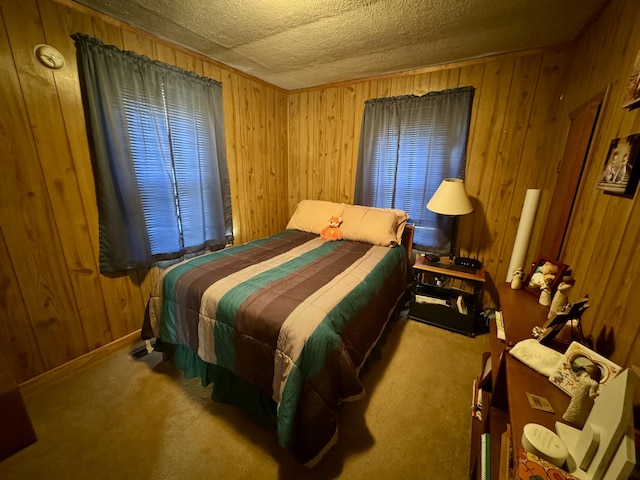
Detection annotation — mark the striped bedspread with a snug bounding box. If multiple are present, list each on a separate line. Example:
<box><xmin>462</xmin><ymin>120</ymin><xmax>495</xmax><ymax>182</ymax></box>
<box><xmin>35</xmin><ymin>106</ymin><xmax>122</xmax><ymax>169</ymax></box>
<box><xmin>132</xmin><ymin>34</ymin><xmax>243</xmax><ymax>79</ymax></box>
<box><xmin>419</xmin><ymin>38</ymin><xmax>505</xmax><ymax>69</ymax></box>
<box><xmin>144</xmin><ymin>230</ymin><xmax>410</xmax><ymax>465</ymax></box>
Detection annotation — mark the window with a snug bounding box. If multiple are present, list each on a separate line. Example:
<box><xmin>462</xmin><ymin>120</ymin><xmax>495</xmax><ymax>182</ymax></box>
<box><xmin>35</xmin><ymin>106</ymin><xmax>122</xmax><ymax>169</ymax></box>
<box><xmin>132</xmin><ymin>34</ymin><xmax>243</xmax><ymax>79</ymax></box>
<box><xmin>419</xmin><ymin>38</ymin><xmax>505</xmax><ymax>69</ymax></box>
<box><xmin>73</xmin><ymin>34</ymin><xmax>233</xmax><ymax>272</ymax></box>
<box><xmin>354</xmin><ymin>87</ymin><xmax>474</xmax><ymax>253</ymax></box>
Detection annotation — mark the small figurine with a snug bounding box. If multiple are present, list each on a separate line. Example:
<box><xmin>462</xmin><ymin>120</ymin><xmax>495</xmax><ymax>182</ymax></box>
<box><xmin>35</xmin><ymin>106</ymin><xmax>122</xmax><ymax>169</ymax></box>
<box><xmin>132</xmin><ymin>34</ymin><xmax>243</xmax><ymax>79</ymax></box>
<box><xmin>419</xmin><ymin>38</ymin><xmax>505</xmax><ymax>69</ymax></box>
<box><xmin>510</xmin><ymin>268</ymin><xmax>524</xmax><ymax>290</ymax></box>
<box><xmin>562</xmin><ymin>374</ymin><xmax>599</xmax><ymax>428</ymax></box>
<box><xmin>548</xmin><ymin>276</ymin><xmax>575</xmax><ymax>319</ymax></box>
<box><xmin>539</xmin><ymin>285</ymin><xmax>552</xmax><ymax>306</ymax></box>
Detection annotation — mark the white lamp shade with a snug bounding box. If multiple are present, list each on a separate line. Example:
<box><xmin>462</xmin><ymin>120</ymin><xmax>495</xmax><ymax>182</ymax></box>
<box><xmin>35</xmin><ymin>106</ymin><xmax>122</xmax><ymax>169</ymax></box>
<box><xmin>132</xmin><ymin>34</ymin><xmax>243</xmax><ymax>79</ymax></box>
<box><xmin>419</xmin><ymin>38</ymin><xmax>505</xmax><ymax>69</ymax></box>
<box><xmin>426</xmin><ymin>178</ymin><xmax>473</xmax><ymax>215</ymax></box>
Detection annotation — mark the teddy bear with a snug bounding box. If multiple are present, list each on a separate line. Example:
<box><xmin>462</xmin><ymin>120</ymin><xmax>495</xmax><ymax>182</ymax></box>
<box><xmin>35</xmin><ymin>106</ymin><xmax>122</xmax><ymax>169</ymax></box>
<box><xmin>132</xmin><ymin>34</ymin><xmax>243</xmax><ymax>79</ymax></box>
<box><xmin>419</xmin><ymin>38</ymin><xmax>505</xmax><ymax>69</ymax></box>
<box><xmin>320</xmin><ymin>216</ymin><xmax>343</xmax><ymax>241</ymax></box>
<box><xmin>528</xmin><ymin>261</ymin><xmax>559</xmax><ymax>289</ymax></box>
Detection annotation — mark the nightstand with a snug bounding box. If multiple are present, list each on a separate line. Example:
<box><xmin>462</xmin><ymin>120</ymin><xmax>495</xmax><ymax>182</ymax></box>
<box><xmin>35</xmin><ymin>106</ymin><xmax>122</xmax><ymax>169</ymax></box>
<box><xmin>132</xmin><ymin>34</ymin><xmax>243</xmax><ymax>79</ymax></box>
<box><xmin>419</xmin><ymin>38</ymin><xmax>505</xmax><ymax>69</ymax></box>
<box><xmin>408</xmin><ymin>255</ymin><xmax>486</xmax><ymax>336</ymax></box>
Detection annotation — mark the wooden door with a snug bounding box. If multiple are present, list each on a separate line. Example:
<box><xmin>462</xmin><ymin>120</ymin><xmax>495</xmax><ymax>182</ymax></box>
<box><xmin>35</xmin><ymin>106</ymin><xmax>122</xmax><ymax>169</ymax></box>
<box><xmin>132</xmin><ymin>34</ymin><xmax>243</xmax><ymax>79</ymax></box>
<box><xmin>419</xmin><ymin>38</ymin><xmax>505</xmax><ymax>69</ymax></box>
<box><xmin>539</xmin><ymin>96</ymin><xmax>602</xmax><ymax>260</ymax></box>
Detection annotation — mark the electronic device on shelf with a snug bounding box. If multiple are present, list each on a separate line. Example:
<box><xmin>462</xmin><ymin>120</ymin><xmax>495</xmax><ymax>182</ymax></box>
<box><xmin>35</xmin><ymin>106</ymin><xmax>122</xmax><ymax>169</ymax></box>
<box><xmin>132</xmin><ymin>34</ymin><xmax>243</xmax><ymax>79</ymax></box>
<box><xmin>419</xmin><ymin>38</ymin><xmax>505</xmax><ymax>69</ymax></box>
<box><xmin>454</xmin><ymin>257</ymin><xmax>482</xmax><ymax>269</ymax></box>
<box><xmin>423</xmin><ymin>253</ymin><xmax>440</xmax><ymax>263</ymax></box>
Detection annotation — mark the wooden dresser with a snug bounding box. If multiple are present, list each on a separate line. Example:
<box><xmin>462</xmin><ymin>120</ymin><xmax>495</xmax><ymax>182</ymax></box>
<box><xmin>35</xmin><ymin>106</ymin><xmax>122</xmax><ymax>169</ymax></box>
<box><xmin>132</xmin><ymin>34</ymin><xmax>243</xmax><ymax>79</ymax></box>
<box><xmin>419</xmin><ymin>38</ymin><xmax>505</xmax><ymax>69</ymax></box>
<box><xmin>470</xmin><ymin>283</ymin><xmax>571</xmax><ymax>479</ymax></box>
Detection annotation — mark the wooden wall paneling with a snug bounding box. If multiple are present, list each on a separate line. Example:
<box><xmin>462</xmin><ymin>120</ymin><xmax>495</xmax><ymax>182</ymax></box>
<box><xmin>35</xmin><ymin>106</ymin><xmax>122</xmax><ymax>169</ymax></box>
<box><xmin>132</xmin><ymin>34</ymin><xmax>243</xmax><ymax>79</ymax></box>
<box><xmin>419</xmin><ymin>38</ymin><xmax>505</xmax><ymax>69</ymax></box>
<box><xmin>0</xmin><ymin>227</ymin><xmax>45</xmax><ymax>382</ymax></box>
<box><xmin>212</xmin><ymin>66</ymin><xmax>241</xmax><ymax>241</ymax></box>
<box><xmin>175</xmin><ymin>50</ymin><xmax>203</xmax><ymax>76</ymax></box>
<box><xmin>313</xmin><ymin>89</ymin><xmax>327</xmax><ymax>199</ymax></box>
<box><xmin>338</xmin><ymin>85</ymin><xmax>357</xmax><ymax>204</ymax></box>
<box><xmin>0</xmin><ymin>5</ymin><xmax>88</xmax><ymax>368</ymax></box>
<box><xmin>276</xmin><ymin>90</ymin><xmax>289</xmax><ymax>229</ymax></box>
<box><xmin>575</xmin><ymin>110</ymin><xmax>636</xmax><ymax>339</ymax></box>
<box><xmin>390</xmin><ymin>75</ymin><xmax>414</xmax><ymax>96</ymax></box>
<box><xmin>4</xmin><ymin>0</ymin><xmax>113</xmax><ymax>349</ymax></box>
<box><xmin>300</xmin><ymin>91</ymin><xmax>314</xmax><ymax>203</ymax></box>
<box><xmin>374</xmin><ymin>78</ymin><xmax>392</xmax><ymax>99</ymax></box>
<box><xmin>287</xmin><ymin>93</ymin><xmax>301</xmax><ymax>216</ymax></box>
<box><xmin>239</xmin><ymin>76</ymin><xmax>258</xmax><ymax>239</ymax></box>
<box><xmin>39</xmin><ymin>0</ymin><xmax>144</xmax><ymax>338</ymax></box>
<box><xmin>555</xmin><ymin>0</ymin><xmax>640</xmax><ymax>363</ymax></box>
<box><xmin>499</xmin><ymin>50</ymin><xmax>568</xmax><ymax>281</ymax></box>
<box><xmin>589</xmin><ymin>197</ymin><xmax>640</xmax><ymax>365</ymax></box>
<box><xmin>266</xmin><ymin>88</ymin><xmax>286</xmax><ymax>233</ymax></box>
<box><xmin>581</xmin><ymin>0</ymin><xmax>631</xmax><ymax>108</ymax></box>
<box><xmin>412</xmin><ymin>72</ymin><xmax>431</xmax><ymax>96</ymax></box>
<box><xmin>427</xmin><ymin>68</ymin><xmax>461</xmax><ymax>92</ymax></box>
<box><xmin>263</xmin><ymin>85</ymin><xmax>276</xmax><ymax>233</ymax></box>
<box><xmin>464</xmin><ymin>59</ymin><xmax>515</xmax><ymax>266</ymax></box>
<box><xmin>323</xmin><ymin>87</ymin><xmax>341</xmax><ymax>202</ymax></box>
<box><xmin>248</xmin><ymin>77</ymin><xmax>265</xmax><ymax>238</ymax></box>
<box><xmin>154</xmin><ymin>42</ymin><xmax>177</xmax><ymax>65</ymax></box>
<box><xmin>227</xmin><ymin>73</ymin><xmax>247</xmax><ymax>244</ymax></box>
<box><xmin>91</xmin><ymin>14</ymin><xmax>123</xmax><ymax>47</ymax></box>
<box><xmin>562</xmin><ymin>0</ymin><xmax>627</xmax><ymax>117</ymax></box>
<box><xmin>560</xmin><ymin>2</ymin><xmax>638</xmax><ymax>301</ymax></box>
<box><xmin>120</xmin><ymin>28</ymin><xmax>155</xmax><ymax>60</ymax></box>
<box><xmin>481</xmin><ymin>54</ymin><xmax>542</xmax><ymax>284</ymax></box>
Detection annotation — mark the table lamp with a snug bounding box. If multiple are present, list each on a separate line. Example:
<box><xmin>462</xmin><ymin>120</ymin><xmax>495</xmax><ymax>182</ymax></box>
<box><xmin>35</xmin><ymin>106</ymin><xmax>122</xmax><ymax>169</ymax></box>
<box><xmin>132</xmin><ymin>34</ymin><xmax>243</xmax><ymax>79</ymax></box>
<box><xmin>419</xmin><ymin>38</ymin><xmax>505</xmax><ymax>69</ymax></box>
<box><xmin>426</xmin><ymin>178</ymin><xmax>473</xmax><ymax>263</ymax></box>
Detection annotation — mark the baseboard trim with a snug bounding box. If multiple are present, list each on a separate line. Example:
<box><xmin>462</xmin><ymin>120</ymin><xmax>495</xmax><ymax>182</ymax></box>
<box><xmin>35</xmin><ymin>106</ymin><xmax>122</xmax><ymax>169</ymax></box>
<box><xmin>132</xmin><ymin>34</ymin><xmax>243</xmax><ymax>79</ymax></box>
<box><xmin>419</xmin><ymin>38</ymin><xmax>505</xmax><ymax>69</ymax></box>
<box><xmin>19</xmin><ymin>330</ymin><xmax>142</xmax><ymax>396</ymax></box>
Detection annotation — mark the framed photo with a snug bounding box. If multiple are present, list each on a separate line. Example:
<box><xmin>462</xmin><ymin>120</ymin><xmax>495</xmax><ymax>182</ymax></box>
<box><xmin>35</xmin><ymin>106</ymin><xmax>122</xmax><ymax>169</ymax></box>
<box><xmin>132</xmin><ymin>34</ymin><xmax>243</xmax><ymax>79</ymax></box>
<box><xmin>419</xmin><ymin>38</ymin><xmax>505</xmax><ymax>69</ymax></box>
<box><xmin>537</xmin><ymin>297</ymin><xmax>589</xmax><ymax>345</ymax></box>
<box><xmin>597</xmin><ymin>134</ymin><xmax>640</xmax><ymax>197</ymax></box>
<box><xmin>622</xmin><ymin>49</ymin><xmax>640</xmax><ymax>109</ymax></box>
<box><xmin>524</xmin><ymin>257</ymin><xmax>568</xmax><ymax>298</ymax></box>
<box><xmin>548</xmin><ymin>341</ymin><xmax>621</xmax><ymax>397</ymax></box>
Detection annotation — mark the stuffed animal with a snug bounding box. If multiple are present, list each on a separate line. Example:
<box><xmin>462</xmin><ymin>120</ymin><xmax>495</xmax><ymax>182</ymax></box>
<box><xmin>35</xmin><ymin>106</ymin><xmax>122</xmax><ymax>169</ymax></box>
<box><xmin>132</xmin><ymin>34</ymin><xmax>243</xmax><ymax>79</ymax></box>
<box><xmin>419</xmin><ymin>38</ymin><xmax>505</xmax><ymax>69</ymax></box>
<box><xmin>528</xmin><ymin>261</ymin><xmax>559</xmax><ymax>289</ymax></box>
<box><xmin>320</xmin><ymin>216</ymin><xmax>343</xmax><ymax>242</ymax></box>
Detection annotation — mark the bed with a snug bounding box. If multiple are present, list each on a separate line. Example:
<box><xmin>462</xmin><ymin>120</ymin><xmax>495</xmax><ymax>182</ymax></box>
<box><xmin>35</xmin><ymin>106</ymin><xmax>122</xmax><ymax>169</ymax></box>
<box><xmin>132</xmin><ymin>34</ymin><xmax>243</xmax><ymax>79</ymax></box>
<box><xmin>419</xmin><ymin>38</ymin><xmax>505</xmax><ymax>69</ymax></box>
<box><xmin>142</xmin><ymin>200</ymin><xmax>413</xmax><ymax>466</ymax></box>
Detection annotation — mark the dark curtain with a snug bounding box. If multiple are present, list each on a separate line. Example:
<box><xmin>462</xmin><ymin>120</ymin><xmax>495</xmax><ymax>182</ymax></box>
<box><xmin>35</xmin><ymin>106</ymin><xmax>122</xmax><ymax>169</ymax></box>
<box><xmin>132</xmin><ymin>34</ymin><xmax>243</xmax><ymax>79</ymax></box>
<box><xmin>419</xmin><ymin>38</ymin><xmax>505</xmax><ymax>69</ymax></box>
<box><xmin>73</xmin><ymin>33</ymin><xmax>233</xmax><ymax>272</ymax></box>
<box><xmin>354</xmin><ymin>87</ymin><xmax>474</xmax><ymax>253</ymax></box>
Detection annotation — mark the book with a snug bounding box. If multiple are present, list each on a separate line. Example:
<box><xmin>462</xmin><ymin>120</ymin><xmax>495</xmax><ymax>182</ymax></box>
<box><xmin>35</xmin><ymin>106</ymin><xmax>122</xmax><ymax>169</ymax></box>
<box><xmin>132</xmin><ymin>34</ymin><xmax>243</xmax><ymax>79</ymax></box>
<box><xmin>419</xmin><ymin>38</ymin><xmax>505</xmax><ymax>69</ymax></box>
<box><xmin>471</xmin><ymin>377</ymin><xmax>482</xmax><ymax>421</ymax></box>
<box><xmin>456</xmin><ymin>295</ymin><xmax>468</xmax><ymax>314</ymax></box>
<box><xmin>517</xmin><ymin>448</ymin><xmax>579</xmax><ymax>479</ymax></box>
<box><xmin>495</xmin><ymin>310</ymin><xmax>506</xmax><ymax>340</ymax></box>
<box><xmin>415</xmin><ymin>294</ymin><xmax>448</xmax><ymax>306</ymax></box>
<box><xmin>478</xmin><ymin>352</ymin><xmax>492</xmax><ymax>390</ymax></box>
<box><xmin>499</xmin><ymin>425</ymin><xmax>513</xmax><ymax>480</ymax></box>
<box><xmin>480</xmin><ymin>432</ymin><xmax>490</xmax><ymax>480</ymax></box>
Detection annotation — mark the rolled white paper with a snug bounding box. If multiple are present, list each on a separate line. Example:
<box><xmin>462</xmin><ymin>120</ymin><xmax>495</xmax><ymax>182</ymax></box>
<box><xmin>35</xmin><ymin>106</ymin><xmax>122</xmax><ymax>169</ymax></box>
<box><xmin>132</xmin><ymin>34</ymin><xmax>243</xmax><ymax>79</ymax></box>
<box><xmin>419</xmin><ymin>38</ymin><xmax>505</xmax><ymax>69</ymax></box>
<box><xmin>506</xmin><ymin>188</ymin><xmax>541</xmax><ymax>282</ymax></box>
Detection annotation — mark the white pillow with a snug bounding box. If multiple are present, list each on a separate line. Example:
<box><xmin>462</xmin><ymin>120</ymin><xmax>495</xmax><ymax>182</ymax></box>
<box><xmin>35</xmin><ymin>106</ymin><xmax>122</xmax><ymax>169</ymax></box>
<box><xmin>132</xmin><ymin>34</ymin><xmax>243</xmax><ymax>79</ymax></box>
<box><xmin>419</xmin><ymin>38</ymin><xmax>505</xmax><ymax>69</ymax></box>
<box><xmin>286</xmin><ymin>200</ymin><xmax>345</xmax><ymax>234</ymax></box>
<box><xmin>340</xmin><ymin>204</ymin><xmax>409</xmax><ymax>247</ymax></box>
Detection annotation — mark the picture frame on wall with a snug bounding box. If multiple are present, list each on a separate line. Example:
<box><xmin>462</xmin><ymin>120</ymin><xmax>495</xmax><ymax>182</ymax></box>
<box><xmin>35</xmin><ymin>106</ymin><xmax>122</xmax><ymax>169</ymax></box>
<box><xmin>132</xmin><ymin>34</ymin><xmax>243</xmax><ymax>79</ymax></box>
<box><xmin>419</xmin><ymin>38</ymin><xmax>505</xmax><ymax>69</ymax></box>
<box><xmin>523</xmin><ymin>257</ymin><xmax>568</xmax><ymax>298</ymax></box>
<box><xmin>597</xmin><ymin>134</ymin><xmax>640</xmax><ymax>197</ymax></box>
<box><xmin>622</xmin><ymin>49</ymin><xmax>640</xmax><ymax>109</ymax></box>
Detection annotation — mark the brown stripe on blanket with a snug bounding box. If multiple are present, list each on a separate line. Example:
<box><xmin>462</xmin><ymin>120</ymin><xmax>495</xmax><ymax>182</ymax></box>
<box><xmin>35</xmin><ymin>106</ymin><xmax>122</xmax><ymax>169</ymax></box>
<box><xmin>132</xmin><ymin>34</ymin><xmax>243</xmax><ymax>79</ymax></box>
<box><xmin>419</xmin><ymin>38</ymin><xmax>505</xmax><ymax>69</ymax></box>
<box><xmin>338</xmin><ymin>254</ymin><xmax>410</xmax><ymax>369</ymax></box>
<box><xmin>171</xmin><ymin>231</ymin><xmax>317</xmax><ymax>352</ymax></box>
<box><xmin>233</xmin><ymin>241</ymin><xmax>374</xmax><ymax>396</ymax></box>
<box><xmin>291</xmin><ymin>253</ymin><xmax>410</xmax><ymax>465</ymax></box>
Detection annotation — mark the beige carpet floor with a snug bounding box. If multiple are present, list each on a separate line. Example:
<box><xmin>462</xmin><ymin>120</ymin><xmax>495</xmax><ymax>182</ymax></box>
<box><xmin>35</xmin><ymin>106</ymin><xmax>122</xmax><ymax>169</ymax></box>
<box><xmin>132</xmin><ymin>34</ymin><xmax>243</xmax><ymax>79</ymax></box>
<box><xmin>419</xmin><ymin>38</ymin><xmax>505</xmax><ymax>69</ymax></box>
<box><xmin>0</xmin><ymin>316</ymin><xmax>489</xmax><ymax>480</ymax></box>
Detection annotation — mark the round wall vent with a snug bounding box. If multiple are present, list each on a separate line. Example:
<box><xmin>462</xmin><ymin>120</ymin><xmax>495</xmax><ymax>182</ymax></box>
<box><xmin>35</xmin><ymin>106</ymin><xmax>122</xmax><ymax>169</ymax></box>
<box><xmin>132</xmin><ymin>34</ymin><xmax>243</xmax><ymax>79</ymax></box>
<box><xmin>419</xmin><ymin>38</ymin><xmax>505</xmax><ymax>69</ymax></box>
<box><xmin>33</xmin><ymin>44</ymin><xmax>65</xmax><ymax>70</ymax></box>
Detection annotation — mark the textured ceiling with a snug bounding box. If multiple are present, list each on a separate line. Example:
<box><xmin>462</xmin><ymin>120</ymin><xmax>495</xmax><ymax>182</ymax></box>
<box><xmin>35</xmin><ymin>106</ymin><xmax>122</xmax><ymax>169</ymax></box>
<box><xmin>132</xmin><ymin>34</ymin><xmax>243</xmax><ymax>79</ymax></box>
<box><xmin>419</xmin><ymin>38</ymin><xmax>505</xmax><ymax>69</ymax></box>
<box><xmin>73</xmin><ymin>0</ymin><xmax>607</xmax><ymax>90</ymax></box>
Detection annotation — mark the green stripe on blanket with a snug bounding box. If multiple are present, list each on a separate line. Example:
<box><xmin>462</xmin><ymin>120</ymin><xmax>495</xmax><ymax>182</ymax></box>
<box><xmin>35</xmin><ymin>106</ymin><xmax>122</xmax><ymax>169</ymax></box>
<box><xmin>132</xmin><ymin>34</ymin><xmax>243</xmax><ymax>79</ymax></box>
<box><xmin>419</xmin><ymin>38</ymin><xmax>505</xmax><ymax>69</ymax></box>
<box><xmin>213</xmin><ymin>239</ymin><xmax>344</xmax><ymax>372</ymax></box>
<box><xmin>277</xmin><ymin>244</ymin><xmax>405</xmax><ymax>448</ymax></box>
